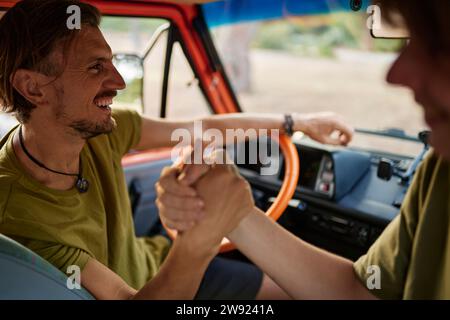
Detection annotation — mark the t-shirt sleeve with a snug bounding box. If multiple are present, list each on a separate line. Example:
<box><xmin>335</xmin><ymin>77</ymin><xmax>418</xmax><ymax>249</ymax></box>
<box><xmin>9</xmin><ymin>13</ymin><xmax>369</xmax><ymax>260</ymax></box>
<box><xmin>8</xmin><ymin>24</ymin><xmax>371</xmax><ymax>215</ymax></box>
<box><xmin>15</xmin><ymin>237</ymin><xmax>91</xmax><ymax>274</ymax></box>
<box><xmin>353</xmin><ymin>153</ymin><xmax>430</xmax><ymax>299</ymax></box>
<box><xmin>108</xmin><ymin>108</ymin><xmax>142</xmax><ymax>156</ymax></box>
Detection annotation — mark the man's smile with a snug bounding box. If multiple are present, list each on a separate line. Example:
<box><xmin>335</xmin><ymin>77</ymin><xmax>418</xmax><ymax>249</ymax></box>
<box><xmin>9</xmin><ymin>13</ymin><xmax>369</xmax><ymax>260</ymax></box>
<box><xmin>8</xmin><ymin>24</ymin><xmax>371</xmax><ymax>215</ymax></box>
<box><xmin>93</xmin><ymin>91</ymin><xmax>117</xmax><ymax>112</ymax></box>
<box><xmin>94</xmin><ymin>96</ymin><xmax>113</xmax><ymax>111</ymax></box>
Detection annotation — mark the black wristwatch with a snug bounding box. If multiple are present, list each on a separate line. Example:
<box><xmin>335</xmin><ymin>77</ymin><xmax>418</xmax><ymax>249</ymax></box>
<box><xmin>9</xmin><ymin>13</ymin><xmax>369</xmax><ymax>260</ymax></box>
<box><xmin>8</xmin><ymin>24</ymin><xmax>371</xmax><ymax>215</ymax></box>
<box><xmin>283</xmin><ymin>114</ymin><xmax>294</xmax><ymax>137</ymax></box>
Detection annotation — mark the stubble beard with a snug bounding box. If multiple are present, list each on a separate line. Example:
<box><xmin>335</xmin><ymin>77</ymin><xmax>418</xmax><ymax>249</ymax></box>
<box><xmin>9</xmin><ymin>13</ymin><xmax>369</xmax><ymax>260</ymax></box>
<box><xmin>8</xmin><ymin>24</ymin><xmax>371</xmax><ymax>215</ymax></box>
<box><xmin>55</xmin><ymin>100</ymin><xmax>117</xmax><ymax>140</ymax></box>
<box><xmin>68</xmin><ymin>116</ymin><xmax>117</xmax><ymax>139</ymax></box>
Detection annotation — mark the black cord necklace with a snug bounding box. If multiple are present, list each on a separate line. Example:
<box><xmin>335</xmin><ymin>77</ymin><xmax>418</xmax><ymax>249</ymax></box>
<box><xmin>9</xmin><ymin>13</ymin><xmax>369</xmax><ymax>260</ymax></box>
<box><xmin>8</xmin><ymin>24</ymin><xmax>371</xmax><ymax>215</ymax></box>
<box><xmin>18</xmin><ymin>126</ymin><xmax>89</xmax><ymax>193</ymax></box>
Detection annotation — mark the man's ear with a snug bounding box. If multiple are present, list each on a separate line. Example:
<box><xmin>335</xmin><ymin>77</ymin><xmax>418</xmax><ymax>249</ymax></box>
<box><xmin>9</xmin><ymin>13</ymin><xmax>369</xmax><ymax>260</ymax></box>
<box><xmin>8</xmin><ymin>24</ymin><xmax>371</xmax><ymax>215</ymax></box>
<box><xmin>11</xmin><ymin>69</ymin><xmax>49</xmax><ymax>106</ymax></box>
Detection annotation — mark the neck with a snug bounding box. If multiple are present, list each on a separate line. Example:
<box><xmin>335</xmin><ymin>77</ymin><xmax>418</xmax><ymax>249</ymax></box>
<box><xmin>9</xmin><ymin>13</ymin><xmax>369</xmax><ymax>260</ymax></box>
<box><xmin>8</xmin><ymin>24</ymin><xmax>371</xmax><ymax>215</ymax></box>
<box><xmin>12</xmin><ymin>119</ymin><xmax>86</xmax><ymax>190</ymax></box>
<box><xmin>19</xmin><ymin>122</ymin><xmax>84</xmax><ymax>172</ymax></box>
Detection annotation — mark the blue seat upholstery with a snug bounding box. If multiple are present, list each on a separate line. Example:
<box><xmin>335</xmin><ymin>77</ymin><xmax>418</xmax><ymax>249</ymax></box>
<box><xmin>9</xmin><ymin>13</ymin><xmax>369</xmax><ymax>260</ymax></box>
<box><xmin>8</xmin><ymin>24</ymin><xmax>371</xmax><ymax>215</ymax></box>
<box><xmin>0</xmin><ymin>233</ymin><xmax>94</xmax><ymax>300</ymax></box>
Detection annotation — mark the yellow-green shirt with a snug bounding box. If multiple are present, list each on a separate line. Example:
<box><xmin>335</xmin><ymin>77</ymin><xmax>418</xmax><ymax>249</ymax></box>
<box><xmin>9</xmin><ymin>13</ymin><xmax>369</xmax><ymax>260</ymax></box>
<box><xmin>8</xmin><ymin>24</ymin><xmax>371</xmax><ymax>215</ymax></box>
<box><xmin>354</xmin><ymin>151</ymin><xmax>450</xmax><ymax>299</ymax></box>
<box><xmin>0</xmin><ymin>109</ymin><xmax>170</xmax><ymax>290</ymax></box>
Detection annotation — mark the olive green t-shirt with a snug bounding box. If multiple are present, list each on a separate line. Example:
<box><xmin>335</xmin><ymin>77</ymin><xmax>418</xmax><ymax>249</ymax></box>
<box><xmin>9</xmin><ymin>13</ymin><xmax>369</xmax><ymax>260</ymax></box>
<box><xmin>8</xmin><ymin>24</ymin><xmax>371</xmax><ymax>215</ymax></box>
<box><xmin>354</xmin><ymin>151</ymin><xmax>450</xmax><ymax>299</ymax></box>
<box><xmin>0</xmin><ymin>109</ymin><xmax>170</xmax><ymax>290</ymax></box>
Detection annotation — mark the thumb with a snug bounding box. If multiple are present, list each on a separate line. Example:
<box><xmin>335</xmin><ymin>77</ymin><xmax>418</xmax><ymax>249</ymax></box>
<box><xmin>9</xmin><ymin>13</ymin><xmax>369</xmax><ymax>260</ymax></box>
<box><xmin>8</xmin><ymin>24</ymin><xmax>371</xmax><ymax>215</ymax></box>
<box><xmin>178</xmin><ymin>163</ymin><xmax>211</xmax><ymax>186</ymax></box>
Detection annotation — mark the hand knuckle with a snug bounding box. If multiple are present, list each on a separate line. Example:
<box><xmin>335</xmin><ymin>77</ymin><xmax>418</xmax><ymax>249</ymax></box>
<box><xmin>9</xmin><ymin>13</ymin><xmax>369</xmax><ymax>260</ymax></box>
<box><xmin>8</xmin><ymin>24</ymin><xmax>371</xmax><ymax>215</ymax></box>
<box><xmin>159</xmin><ymin>193</ymin><xmax>169</xmax><ymax>203</ymax></box>
<box><xmin>159</xmin><ymin>176</ymin><xmax>169</xmax><ymax>188</ymax></box>
<box><xmin>167</xmin><ymin>210</ymin><xmax>179</xmax><ymax>220</ymax></box>
<box><xmin>232</xmin><ymin>177</ymin><xmax>245</xmax><ymax>187</ymax></box>
<box><xmin>185</xmin><ymin>200</ymin><xmax>197</xmax><ymax>209</ymax></box>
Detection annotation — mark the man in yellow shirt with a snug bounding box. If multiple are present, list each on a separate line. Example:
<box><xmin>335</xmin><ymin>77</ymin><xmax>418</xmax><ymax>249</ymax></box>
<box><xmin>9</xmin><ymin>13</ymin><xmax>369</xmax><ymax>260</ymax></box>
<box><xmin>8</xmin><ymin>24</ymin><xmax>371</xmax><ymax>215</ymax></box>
<box><xmin>0</xmin><ymin>0</ymin><xmax>353</xmax><ymax>299</ymax></box>
<box><xmin>156</xmin><ymin>0</ymin><xmax>450</xmax><ymax>299</ymax></box>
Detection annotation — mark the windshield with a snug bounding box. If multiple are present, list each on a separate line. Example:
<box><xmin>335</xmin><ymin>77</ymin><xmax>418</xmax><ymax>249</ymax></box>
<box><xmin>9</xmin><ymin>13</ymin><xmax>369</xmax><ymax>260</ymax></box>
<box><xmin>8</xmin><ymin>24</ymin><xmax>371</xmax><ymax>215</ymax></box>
<box><xmin>207</xmin><ymin>9</ymin><xmax>427</xmax><ymax>157</ymax></box>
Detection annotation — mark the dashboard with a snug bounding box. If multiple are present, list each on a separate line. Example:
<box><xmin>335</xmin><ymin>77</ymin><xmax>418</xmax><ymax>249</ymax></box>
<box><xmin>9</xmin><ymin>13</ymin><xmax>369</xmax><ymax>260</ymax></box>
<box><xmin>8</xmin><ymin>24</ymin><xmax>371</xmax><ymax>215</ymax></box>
<box><xmin>235</xmin><ymin>137</ymin><xmax>418</xmax><ymax>260</ymax></box>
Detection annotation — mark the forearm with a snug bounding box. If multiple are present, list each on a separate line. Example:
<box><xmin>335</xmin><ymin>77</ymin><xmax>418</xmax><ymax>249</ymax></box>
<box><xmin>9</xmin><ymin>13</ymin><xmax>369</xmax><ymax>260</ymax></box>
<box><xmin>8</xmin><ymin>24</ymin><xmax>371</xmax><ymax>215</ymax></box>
<box><xmin>201</xmin><ymin>113</ymin><xmax>289</xmax><ymax>134</ymax></box>
<box><xmin>137</xmin><ymin>113</ymin><xmax>308</xmax><ymax>150</ymax></box>
<box><xmin>228</xmin><ymin>208</ymin><xmax>375</xmax><ymax>300</ymax></box>
<box><xmin>132</xmin><ymin>237</ymin><xmax>214</xmax><ymax>300</ymax></box>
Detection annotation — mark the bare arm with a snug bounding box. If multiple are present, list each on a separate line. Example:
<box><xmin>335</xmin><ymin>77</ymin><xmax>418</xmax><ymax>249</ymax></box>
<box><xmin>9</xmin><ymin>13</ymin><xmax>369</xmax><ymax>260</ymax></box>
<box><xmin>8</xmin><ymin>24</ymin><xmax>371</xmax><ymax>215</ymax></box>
<box><xmin>81</xmin><ymin>235</ymin><xmax>215</xmax><ymax>300</ymax></box>
<box><xmin>81</xmin><ymin>161</ymin><xmax>252</xmax><ymax>300</ymax></box>
<box><xmin>80</xmin><ymin>166</ymin><xmax>217</xmax><ymax>300</ymax></box>
<box><xmin>134</xmin><ymin>112</ymin><xmax>353</xmax><ymax>150</ymax></box>
<box><xmin>156</xmin><ymin>162</ymin><xmax>376</xmax><ymax>300</ymax></box>
<box><xmin>228</xmin><ymin>207</ymin><xmax>377</xmax><ymax>300</ymax></box>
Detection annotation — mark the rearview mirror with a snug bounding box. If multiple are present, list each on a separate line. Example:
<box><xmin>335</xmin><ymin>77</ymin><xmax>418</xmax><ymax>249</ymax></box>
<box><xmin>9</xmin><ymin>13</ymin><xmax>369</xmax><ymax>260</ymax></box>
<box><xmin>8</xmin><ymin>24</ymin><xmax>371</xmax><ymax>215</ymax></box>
<box><xmin>112</xmin><ymin>53</ymin><xmax>144</xmax><ymax>113</ymax></box>
<box><xmin>368</xmin><ymin>4</ymin><xmax>409</xmax><ymax>39</ymax></box>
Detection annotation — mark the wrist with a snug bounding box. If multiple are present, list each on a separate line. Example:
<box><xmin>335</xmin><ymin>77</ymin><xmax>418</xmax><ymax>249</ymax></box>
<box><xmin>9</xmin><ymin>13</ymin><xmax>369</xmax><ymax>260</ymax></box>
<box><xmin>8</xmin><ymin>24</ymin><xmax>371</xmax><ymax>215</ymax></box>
<box><xmin>292</xmin><ymin>113</ymin><xmax>310</xmax><ymax>134</ymax></box>
<box><xmin>175</xmin><ymin>230</ymin><xmax>219</xmax><ymax>261</ymax></box>
<box><xmin>228</xmin><ymin>206</ymin><xmax>262</xmax><ymax>242</ymax></box>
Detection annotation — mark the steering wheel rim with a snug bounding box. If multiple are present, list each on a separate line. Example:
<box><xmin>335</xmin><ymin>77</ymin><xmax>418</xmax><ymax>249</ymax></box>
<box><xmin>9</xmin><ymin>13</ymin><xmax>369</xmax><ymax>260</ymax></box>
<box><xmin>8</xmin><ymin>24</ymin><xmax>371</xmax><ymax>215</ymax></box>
<box><xmin>165</xmin><ymin>134</ymin><xmax>300</xmax><ymax>253</ymax></box>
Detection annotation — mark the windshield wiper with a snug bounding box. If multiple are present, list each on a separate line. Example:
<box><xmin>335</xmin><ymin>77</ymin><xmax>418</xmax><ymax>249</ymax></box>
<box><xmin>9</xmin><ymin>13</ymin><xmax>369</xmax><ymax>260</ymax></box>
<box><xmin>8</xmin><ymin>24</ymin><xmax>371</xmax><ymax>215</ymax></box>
<box><xmin>355</xmin><ymin>128</ymin><xmax>421</xmax><ymax>142</ymax></box>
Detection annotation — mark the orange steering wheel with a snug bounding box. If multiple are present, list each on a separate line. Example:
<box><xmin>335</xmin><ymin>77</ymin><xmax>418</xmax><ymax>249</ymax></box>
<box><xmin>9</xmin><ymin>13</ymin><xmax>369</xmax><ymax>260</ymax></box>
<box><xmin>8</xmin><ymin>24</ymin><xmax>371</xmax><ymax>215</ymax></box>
<box><xmin>165</xmin><ymin>134</ymin><xmax>300</xmax><ymax>253</ymax></box>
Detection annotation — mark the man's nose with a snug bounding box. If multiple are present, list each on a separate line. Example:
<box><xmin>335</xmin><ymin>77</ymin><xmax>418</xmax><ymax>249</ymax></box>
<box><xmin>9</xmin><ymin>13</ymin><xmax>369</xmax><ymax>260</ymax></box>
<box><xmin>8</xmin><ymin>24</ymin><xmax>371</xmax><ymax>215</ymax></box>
<box><xmin>386</xmin><ymin>41</ymin><xmax>424</xmax><ymax>93</ymax></box>
<box><xmin>104</xmin><ymin>65</ymin><xmax>126</xmax><ymax>91</ymax></box>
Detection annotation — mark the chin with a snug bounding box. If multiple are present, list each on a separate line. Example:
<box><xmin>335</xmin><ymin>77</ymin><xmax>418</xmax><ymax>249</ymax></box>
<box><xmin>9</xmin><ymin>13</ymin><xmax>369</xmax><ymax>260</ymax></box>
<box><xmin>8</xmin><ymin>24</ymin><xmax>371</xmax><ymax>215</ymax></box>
<box><xmin>430</xmin><ymin>130</ymin><xmax>450</xmax><ymax>162</ymax></box>
<box><xmin>70</xmin><ymin>116</ymin><xmax>117</xmax><ymax>139</ymax></box>
<box><xmin>102</xmin><ymin>116</ymin><xmax>117</xmax><ymax>133</ymax></box>
<box><xmin>92</xmin><ymin>117</ymin><xmax>117</xmax><ymax>137</ymax></box>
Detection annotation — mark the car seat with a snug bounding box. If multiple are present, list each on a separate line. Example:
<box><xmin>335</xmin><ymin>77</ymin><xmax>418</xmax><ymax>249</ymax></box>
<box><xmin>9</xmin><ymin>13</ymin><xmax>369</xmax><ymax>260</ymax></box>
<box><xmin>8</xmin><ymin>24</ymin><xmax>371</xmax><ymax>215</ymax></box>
<box><xmin>0</xmin><ymin>233</ymin><xmax>94</xmax><ymax>299</ymax></box>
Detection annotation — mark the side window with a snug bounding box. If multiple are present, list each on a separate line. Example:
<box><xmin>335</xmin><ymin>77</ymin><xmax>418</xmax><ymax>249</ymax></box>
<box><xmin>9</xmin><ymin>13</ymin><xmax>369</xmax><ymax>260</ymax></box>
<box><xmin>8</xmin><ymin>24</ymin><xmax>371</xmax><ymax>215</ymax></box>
<box><xmin>142</xmin><ymin>28</ymin><xmax>168</xmax><ymax>118</ymax></box>
<box><xmin>101</xmin><ymin>17</ymin><xmax>167</xmax><ymax>115</ymax></box>
<box><xmin>101</xmin><ymin>16</ymin><xmax>211</xmax><ymax>120</ymax></box>
<box><xmin>165</xmin><ymin>42</ymin><xmax>211</xmax><ymax>120</ymax></box>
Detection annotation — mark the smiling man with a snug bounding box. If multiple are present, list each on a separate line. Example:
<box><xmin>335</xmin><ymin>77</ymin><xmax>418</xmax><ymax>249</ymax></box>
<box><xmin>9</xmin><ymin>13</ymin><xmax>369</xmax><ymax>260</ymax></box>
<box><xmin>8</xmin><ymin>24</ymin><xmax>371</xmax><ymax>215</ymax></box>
<box><xmin>157</xmin><ymin>0</ymin><xmax>450</xmax><ymax>299</ymax></box>
<box><xmin>0</xmin><ymin>0</ymin><xmax>355</xmax><ymax>300</ymax></box>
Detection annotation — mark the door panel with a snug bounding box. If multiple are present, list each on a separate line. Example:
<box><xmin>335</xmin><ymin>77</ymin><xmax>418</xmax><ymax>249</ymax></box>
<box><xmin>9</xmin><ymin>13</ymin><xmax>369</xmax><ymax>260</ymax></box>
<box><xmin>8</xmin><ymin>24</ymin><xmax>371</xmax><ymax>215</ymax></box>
<box><xmin>124</xmin><ymin>156</ymin><xmax>172</xmax><ymax>237</ymax></box>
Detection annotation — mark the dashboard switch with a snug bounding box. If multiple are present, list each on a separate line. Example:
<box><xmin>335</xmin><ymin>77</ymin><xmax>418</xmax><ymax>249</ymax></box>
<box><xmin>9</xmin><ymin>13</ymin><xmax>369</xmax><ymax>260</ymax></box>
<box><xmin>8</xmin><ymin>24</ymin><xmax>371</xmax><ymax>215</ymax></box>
<box><xmin>321</xmin><ymin>171</ymin><xmax>334</xmax><ymax>182</ymax></box>
<box><xmin>319</xmin><ymin>182</ymin><xmax>330</xmax><ymax>192</ymax></box>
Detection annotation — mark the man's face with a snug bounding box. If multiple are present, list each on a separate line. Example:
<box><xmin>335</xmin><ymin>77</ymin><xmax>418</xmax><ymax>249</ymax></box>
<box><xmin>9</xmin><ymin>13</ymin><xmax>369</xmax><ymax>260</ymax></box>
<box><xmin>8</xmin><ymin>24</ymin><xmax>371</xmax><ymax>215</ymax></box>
<box><xmin>44</xmin><ymin>26</ymin><xmax>125</xmax><ymax>139</ymax></box>
<box><xmin>387</xmin><ymin>37</ymin><xmax>450</xmax><ymax>160</ymax></box>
